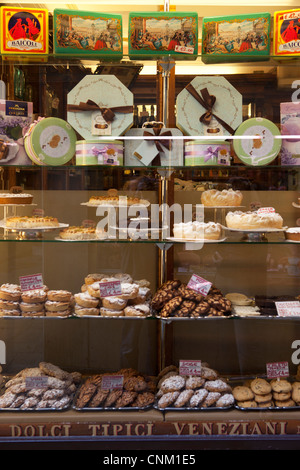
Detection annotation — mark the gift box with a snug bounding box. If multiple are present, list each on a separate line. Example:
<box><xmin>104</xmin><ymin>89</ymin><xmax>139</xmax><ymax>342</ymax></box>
<box><xmin>76</xmin><ymin>140</ymin><xmax>123</xmax><ymax>165</ymax></box>
<box><xmin>202</xmin><ymin>12</ymin><xmax>271</xmax><ymax>63</ymax></box>
<box><xmin>0</xmin><ymin>99</ymin><xmax>33</xmax><ymax>165</ymax></box>
<box><xmin>280</xmin><ymin>102</ymin><xmax>300</xmax><ymax>165</ymax></box>
<box><xmin>0</xmin><ymin>6</ymin><xmax>48</xmax><ymax>55</ymax></box>
<box><xmin>184</xmin><ymin>140</ymin><xmax>231</xmax><ymax>166</ymax></box>
<box><xmin>67</xmin><ymin>75</ymin><xmax>133</xmax><ymax>140</ymax></box>
<box><xmin>274</xmin><ymin>9</ymin><xmax>300</xmax><ymax>57</ymax></box>
<box><xmin>128</xmin><ymin>11</ymin><xmax>198</xmax><ymax>60</ymax></box>
<box><xmin>124</xmin><ymin>126</ymin><xmax>184</xmax><ymax>167</ymax></box>
<box><xmin>176</xmin><ymin>76</ymin><xmax>242</xmax><ymax>137</ymax></box>
<box><xmin>53</xmin><ymin>9</ymin><xmax>123</xmax><ymax>59</ymax></box>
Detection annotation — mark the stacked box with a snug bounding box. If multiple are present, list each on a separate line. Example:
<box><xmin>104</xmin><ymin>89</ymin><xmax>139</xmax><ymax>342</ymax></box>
<box><xmin>128</xmin><ymin>11</ymin><xmax>198</xmax><ymax>60</ymax></box>
<box><xmin>202</xmin><ymin>12</ymin><xmax>271</xmax><ymax>63</ymax></box>
<box><xmin>274</xmin><ymin>9</ymin><xmax>300</xmax><ymax>57</ymax></box>
<box><xmin>280</xmin><ymin>102</ymin><xmax>300</xmax><ymax>166</ymax></box>
<box><xmin>0</xmin><ymin>6</ymin><xmax>48</xmax><ymax>55</ymax></box>
<box><xmin>53</xmin><ymin>9</ymin><xmax>123</xmax><ymax>59</ymax></box>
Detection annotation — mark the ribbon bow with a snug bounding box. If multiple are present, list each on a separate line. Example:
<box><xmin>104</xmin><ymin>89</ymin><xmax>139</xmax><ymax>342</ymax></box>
<box><xmin>143</xmin><ymin>128</ymin><xmax>173</xmax><ymax>165</ymax></box>
<box><xmin>185</xmin><ymin>84</ymin><xmax>235</xmax><ymax>135</ymax></box>
<box><xmin>204</xmin><ymin>146</ymin><xmax>219</xmax><ymax>162</ymax></box>
<box><xmin>67</xmin><ymin>99</ymin><xmax>133</xmax><ymax>124</ymax></box>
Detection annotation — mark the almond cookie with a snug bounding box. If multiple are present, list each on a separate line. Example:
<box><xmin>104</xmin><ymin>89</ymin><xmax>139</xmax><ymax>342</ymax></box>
<box><xmin>250</xmin><ymin>378</ymin><xmax>271</xmax><ymax>395</ymax></box>
<box><xmin>0</xmin><ymin>284</ymin><xmax>21</xmax><ymax>301</ymax></box>
<box><xmin>0</xmin><ymin>300</ymin><xmax>20</xmax><ymax>310</ymax></box>
<box><xmin>157</xmin><ymin>365</ymin><xmax>178</xmax><ymax>381</ymax></box>
<box><xmin>74</xmin><ymin>306</ymin><xmax>99</xmax><ymax>316</ymax></box>
<box><xmin>157</xmin><ymin>391</ymin><xmax>180</xmax><ymax>408</ymax></box>
<box><xmin>202</xmin><ymin>392</ymin><xmax>221</xmax><ymax>407</ymax></box>
<box><xmin>102</xmin><ymin>296</ymin><xmax>127</xmax><ymax>311</ymax></box>
<box><xmin>124</xmin><ymin>304</ymin><xmax>150</xmax><ymax>317</ymax></box>
<box><xmin>131</xmin><ymin>391</ymin><xmax>155</xmax><ymax>408</ymax></box>
<box><xmin>21</xmin><ymin>289</ymin><xmax>47</xmax><ymax>303</ymax></box>
<box><xmin>232</xmin><ymin>385</ymin><xmax>254</xmax><ymax>401</ymax></box>
<box><xmin>74</xmin><ymin>292</ymin><xmax>99</xmax><ymax>308</ymax></box>
<box><xmin>47</xmin><ymin>290</ymin><xmax>73</xmax><ymax>302</ymax></box>
<box><xmin>185</xmin><ymin>376</ymin><xmax>205</xmax><ymax>390</ymax></box>
<box><xmin>123</xmin><ymin>375</ymin><xmax>147</xmax><ymax>393</ymax></box>
<box><xmin>115</xmin><ymin>391</ymin><xmax>137</xmax><ymax>408</ymax></box>
<box><xmin>39</xmin><ymin>361</ymin><xmax>71</xmax><ymax>381</ymax></box>
<box><xmin>104</xmin><ymin>390</ymin><xmax>123</xmax><ymax>407</ymax></box>
<box><xmin>160</xmin><ymin>296</ymin><xmax>183</xmax><ymax>318</ymax></box>
<box><xmin>270</xmin><ymin>378</ymin><xmax>292</xmax><ymax>394</ymax></box>
<box><xmin>201</xmin><ymin>366</ymin><xmax>218</xmax><ymax>381</ymax></box>
<box><xmin>189</xmin><ymin>388</ymin><xmax>208</xmax><ymax>407</ymax></box>
<box><xmin>216</xmin><ymin>393</ymin><xmax>235</xmax><ymax>408</ymax></box>
<box><xmin>100</xmin><ymin>307</ymin><xmax>124</xmax><ymax>317</ymax></box>
<box><xmin>88</xmin><ymin>389</ymin><xmax>110</xmax><ymax>408</ymax></box>
<box><xmin>160</xmin><ymin>375</ymin><xmax>185</xmax><ymax>393</ymax></box>
<box><xmin>84</xmin><ymin>273</ymin><xmax>106</xmax><ymax>285</ymax></box>
<box><xmin>174</xmin><ymin>389</ymin><xmax>194</xmax><ymax>408</ymax></box>
<box><xmin>204</xmin><ymin>379</ymin><xmax>232</xmax><ymax>393</ymax></box>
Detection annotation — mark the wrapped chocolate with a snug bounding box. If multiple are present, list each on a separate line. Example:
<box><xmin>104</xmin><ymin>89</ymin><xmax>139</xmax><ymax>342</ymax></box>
<box><xmin>176</xmin><ymin>76</ymin><xmax>242</xmax><ymax>137</ymax></box>
<box><xmin>67</xmin><ymin>75</ymin><xmax>133</xmax><ymax>140</ymax></box>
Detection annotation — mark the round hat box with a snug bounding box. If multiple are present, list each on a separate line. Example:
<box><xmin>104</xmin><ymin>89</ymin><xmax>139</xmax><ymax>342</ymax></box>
<box><xmin>75</xmin><ymin>140</ymin><xmax>123</xmax><ymax>165</ymax></box>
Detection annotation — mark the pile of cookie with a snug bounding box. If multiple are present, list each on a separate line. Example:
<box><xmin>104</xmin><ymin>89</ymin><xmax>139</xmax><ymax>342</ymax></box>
<box><xmin>151</xmin><ymin>280</ymin><xmax>232</xmax><ymax>318</ymax></box>
<box><xmin>0</xmin><ymin>283</ymin><xmax>74</xmax><ymax>317</ymax></box>
<box><xmin>0</xmin><ymin>362</ymin><xmax>81</xmax><ymax>410</ymax></box>
<box><xmin>74</xmin><ymin>272</ymin><xmax>152</xmax><ymax>317</ymax></box>
<box><xmin>233</xmin><ymin>377</ymin><xmax>300</xmax><ymax>408</ymax></box>
<box><xmin>75</xmin><ymin>368</ymin><xmax>156</xmax><ymax>409</ymax></box>
<box><xmin>156</xmin><ymin>364</ymin><xmax>234</xmax><ymax>409</ymax></box>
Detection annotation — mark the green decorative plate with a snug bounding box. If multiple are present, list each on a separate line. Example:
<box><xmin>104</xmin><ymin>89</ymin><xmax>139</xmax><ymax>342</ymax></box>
<box><xmin>233</xmin><ymin>117</ymin><xmax>281</xmax><ymax>166</ymax></box>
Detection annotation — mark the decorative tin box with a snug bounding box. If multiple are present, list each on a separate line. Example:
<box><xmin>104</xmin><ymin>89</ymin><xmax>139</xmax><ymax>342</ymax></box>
<box><xmin>176</xmin><ymin>76</ymin><xmax>242</xmax><ymax>137</ymax></box>
<box><xmin>280</xmin><ymin>102</ymin><xmax>300</xmax><ymax>165</ymax></box>
<box><xmin>233</xmin><ymin>117</ymin><xmax>281</xmax><ymax>166</ymax></box>
<box><xmin>0</xmin><ymin>6</ymin><xmax>48</xmax><ymax>55</ymax></box>
<box><xmin>24</xmin><ymin>117</ymin><xmax>76</xmax><ymax>166</ymax></box>
<box><xmin>53</xmin><ymin>9</ymin><xmax>123</xmax><ymax>59</ymax></box>
<box><xmin>0</xmin><ymin>99</ymin><xmax>33</xmax><ymax>165</ymax></box>
<box><xmin>67</xmin><ymin>75</ymin><xmax>133</xmax><ymax>140</ymax></box>
<box><xmin>124</xmin><ymin>127</ymin><xmax>184</xmax><ymax>166</ymax></box>
<box><xmin>76</xmin><ymin>140</ymin><xmax>123</xmax><ymax>165</ymax></box>
<box><xmin>202</xmin><ymin>12</ymin><xmax>271</xmax><ymax>63</ymax></box>
<box><xmin>274</xmin><ymin>9</ymin><xmax>300</xmax><ymax>57</ymax></box>
<box><xmin>184</xmin><ymin>140</ymin><xmax>230</xmax><ymax>166</ymax></box>
<box><xmin>128</xmin><ymin>11</ymin><xmax>198</xmax><ymax>59</ymax></box>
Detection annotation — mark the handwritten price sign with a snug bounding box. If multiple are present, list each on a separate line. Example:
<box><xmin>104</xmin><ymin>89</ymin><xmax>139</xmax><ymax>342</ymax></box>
<box><xmin>275</xmin><ymin>301</ymin><xmax>300</xmax><ymax>317</ymax></box>
<box><xmin>179</xmin><ymin>360</ymin><xmax>202</xmax><ymax>376</ymax></box>
<box><xmin>101</xmin><ymin>375</ymin><xmax>124</xmax><ymax>390</ymax></box>
<box><xmin>266</xmin><ymin>361</ymin><xmax>289</xmax><ymax>379</ymax></box>
<box><xmin>19</xmin><ymin>273</ymin><xmax>44</xmax><ymax>291</ymax></box>
<box><xmin>99</xmin><ymin>280</ymin><xmax>122</xmax><ymax>298</ymax></box>
<box><xmin>174</xmin><ymin>45</ymin><xmax>194</xmax><ymax>54</ymax></box>
<box><xmin>187</xmin><ymin>274</ymin><xmax>212</xmax><ymax>296</ymax></box>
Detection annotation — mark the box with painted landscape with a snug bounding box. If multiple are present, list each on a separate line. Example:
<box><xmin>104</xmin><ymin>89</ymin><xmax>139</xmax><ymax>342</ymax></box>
<box><xmin>128</xmin><ymin>11</ymin><xmax>198</xmax><ymax>60</ymax></box>
<box><xmin>53</xmin><ymin>8</ymin><xmax>123</xmax><ymax>59</ymax></box>
<box><xmin>201</xmin><ymin>12</ymin><xmax>271</xmax><ymax>63</ymax></box>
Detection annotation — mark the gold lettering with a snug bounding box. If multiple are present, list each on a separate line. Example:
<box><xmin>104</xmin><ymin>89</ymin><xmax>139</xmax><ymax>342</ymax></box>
<box><xmin>63</xmin><ymin>424</ymin><xmax>71</xmax><ymax>437</ymax></box>
<box><xmin>89</xmin><ymin>424</ymin><xmax>101</xmax><ymax>436</ymax></box>
<box><xmin>279</xmin><ymin>422</ymin><xmax>287</xmax><ymax>435</ymax></box>
<box><xmin>216</xmin><ymin>423</ymin><xmax>227</xmax><ymax>435</ymax></box>
<box><xmin>265</xmin><ymin>422</ymin><xmax>277</xmax><ymax>435</ymax></box>
<box><xmin>24</xmin><ymin>425</ymin><xmax>35</xmax><ymax>437</ymax></box>
<box><xmin>134</xmin><ymin>424</ymin><xmax>145</xmax><ymax>436</ymax></box>
<box><xmin>146</xmin><ymin>423</ymin><xmax>154</xmax><ymax>436</ymax></box>
<box><xmin>125</xmin><ymin>423</ymin><xmax>133</xmax><ymax>435</ymax></box>
<box><xmin>202</xmin><ymin>423</ymin><xmax>213</xmax><ymax>435</ymax></box>
<box><xmin>229</xmin><ymin>423</ymin><xmax>242</xmax><ymax>435</ymax></box>
<box><xmin>251</xmin><ymin>423</ymin><xmax>262</xmax><ymax>435</ymax></box>
<box><xmin>10</xmin><ymin>425</ymin><xmax>22</xmax><ymax>437</ymax></box>
<box><xmin>113</xmin><ymin>424</ymin><xmax>123</xmax><ymax>435</ymax></box>
<box><xmin>188</xmin><ymin>423</ymin><xmax>199</xmax><ymax>435</ymax></box>
<box><xmin>102</xmin><ymin>424</ymin><xmax>110</xmax><ymax>436</ymax></box>
<box><xmin>173</xmin><ymin>422</ymin><xmax>186</xmax><ymax>435</ymax></box>
<box><xmin>37</xmin><ymin>425</ymin><xmax>48</xmax><ymax>437</ymax></box>
<box><xmin>51</xmin><ymin>425</ymin><xmax>62</xmax><ymax>437</ymax></box>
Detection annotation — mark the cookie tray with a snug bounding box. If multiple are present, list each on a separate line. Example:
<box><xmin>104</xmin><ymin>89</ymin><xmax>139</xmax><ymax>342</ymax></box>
<box><xmin>72</xmin><ymin>388</ymin><xmax>154</xmax><ymax>412</ymax></box>
<box><xmin>153</xmin><ymin>403</ymin><xmax>233</xmax><ymax>412</ymax></box>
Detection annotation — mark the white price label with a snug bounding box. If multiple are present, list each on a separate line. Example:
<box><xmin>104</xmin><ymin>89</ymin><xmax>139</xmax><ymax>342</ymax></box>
<box><xmin>275</xmin><ymin>301</ymin><xmax>300</xmax><ymax>317</ymax></box>
<box><xmin>179</xmin><ymin>360</ymin><xmax>202</xmax><ymax>376</ymax></box>
<box><xmin>19</xmin><ymin>273</ymin><xmax>44</xmax><ymax>291</ymax></box>
<box><xmin>187</xmin><ymin>274</ymin><xmax>212</xmax><ymax>296</ymax></box>
<box><xmin>257</xmin><ymin>207</ymin><xmax>275</xmax><ymax>214</ymax></box>
<box><xmin>25</xmin><ymin>376</ymin><xmax>49</xmax><ymax>390</ymax></box>
<box><xmin>101</xmin><ymin>375</ymin><xmax>124</xmax><ymax>390</ymax></box>
<box><xmin>174</xmin><ymin>45</ymin><xmax>194</xmax><ymax>54</ymax></box>
<box><xmin>99</xmin><ymin>280</ymin><xmax>122</xmax><ymax>298</ymax></box>
<box><xmin>266</xmin><ymin>361</ymin><xmax>289</xmax><ymax>379</ymax></box>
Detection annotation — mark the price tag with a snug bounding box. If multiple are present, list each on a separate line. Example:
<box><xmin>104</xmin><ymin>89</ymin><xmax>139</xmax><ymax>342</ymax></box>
<box><xmin>174</xmin><ymin>45</ymin><xmax>194</xmax><ymax>54</ymax></box>
<box><xmin>19</xmin><ymin>273</ymin><xmax>44</xmax><ymax>291</ymax></box>
<box><xmin>275</xmin><ymin>301</ymin><xmax>300</xmax><ymax>317</ymax></box>
<box><xmin>31</xmin><ymin>208</ymin><xmax>44</xmax><ymax>217</ymax></box>
<box><xmin>179</xmin><ymin>360</ymin><xmax>202</xmax><ymax>376</ymax></box>
<box><xmin>187</xmin><ymin>274</ymin><xmax>212</xmax><ymax>296</ymax></box>
<box><xmin>99</xmin><ymin>280</ymin><xmax>122</xmax><ymax>298</ymax></box>
<box><xmin>101</xmin><ymin>375</ymin><xmax>124</xmax><ymax>390</ymax></box>
<box><xmin>82</xmin><ymin>219</ymin><xmax>96</xmax><ymax>228</ymax></box>
<box><xmin>257</xmin><ymin>207</ymin><xmax>275</xmax><ymax>214</ymax></box>
<box><xmin>266</xmin><ymin>361</ymin><xmax>289</xmax><ymax>379</ymax></box>
<box><xmin>25</xmin><ymin>376</ymin><xmax>49</xmax><ymax>390</ymax></box>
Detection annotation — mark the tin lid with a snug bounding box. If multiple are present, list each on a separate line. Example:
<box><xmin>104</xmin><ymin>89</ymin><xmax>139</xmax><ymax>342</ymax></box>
<box><xmin>185</xmin><ymin>140</ymin><xmax>229</xmax><ymax>146</ymax></box>
<box><xmin>76</xmin><ymin>140</ymin><xmax>123</xmax><ymax>145</ymax></box>
<box><xmin>28</xmin><ymin>117</ymin><xmax>76</xmax><ymax>165</ymax></box>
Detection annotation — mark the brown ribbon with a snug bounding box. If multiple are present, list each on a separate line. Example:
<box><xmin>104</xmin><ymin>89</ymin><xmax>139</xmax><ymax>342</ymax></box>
<box><xmin>143</xmin><ymin>128</ymin><xmax>173</xmax><ymax>166</ymax></box>
<box><xmin>67</xmin><ymin>99</ymin><xmax>133</xmax><ymax>123</ymax></box>
<box><xmin>185</xmin><ymin>83</ymin><xmax>235</xmax><ymax>135</ymax></box>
